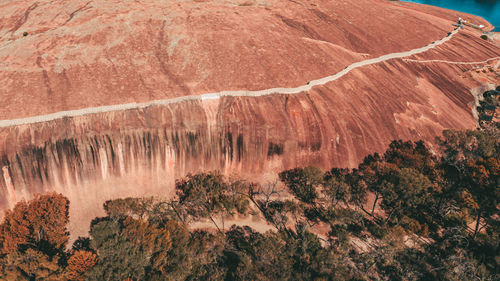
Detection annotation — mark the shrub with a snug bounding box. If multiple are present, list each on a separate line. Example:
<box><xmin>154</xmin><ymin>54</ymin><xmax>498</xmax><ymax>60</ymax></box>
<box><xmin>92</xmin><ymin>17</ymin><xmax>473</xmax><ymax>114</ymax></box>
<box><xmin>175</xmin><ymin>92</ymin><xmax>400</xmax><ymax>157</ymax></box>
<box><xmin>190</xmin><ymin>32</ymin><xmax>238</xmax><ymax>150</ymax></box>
<box><xmin>368</xmin><ymin>223</ymin><xmax>388</xmax><ymax>239</ymax></box>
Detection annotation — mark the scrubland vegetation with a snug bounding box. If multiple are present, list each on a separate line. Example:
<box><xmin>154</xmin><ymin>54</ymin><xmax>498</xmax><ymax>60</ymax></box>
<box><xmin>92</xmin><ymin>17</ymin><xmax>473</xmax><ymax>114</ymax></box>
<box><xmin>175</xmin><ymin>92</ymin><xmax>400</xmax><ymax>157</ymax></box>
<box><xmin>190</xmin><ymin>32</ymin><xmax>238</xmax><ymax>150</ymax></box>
<box><xmin>0</xmin><ymin>126</ymin><xmax>498</xmax><ymax>280</ymax></box>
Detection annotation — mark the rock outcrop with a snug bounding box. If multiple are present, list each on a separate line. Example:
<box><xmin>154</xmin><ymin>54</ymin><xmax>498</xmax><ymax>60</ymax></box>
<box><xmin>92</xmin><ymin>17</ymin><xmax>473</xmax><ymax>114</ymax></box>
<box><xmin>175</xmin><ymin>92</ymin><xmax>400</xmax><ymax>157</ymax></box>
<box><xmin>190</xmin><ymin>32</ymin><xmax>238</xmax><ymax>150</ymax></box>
<box><xmin>0</xmin><ymin>0</ymin><xmax>499</xmax><ymax>237</ymax></box>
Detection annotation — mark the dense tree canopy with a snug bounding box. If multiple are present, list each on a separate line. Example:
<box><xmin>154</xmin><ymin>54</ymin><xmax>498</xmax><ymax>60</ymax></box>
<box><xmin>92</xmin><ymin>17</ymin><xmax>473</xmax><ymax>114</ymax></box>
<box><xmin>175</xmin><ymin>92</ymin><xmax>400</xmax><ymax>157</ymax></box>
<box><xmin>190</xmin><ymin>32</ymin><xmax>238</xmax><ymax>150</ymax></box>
<box><xmin>0</xmin><ymin>128</ymin><xmax>498</xmax><ymax>280</ymax></box>
<box><xmin>0</xmin><ymin>193</ymin><xmax>69</xmax><ymax>280</ymax></box>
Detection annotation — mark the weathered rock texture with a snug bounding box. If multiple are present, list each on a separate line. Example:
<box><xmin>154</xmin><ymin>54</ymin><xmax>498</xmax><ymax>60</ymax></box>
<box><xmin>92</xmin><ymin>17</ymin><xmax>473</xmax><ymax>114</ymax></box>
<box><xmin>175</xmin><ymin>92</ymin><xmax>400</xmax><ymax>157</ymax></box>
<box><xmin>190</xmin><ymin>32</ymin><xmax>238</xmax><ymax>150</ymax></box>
<box><xmin>0</xmin><ymin>0</ymin><xmax>499</xmax><ymax>237</ymax></box>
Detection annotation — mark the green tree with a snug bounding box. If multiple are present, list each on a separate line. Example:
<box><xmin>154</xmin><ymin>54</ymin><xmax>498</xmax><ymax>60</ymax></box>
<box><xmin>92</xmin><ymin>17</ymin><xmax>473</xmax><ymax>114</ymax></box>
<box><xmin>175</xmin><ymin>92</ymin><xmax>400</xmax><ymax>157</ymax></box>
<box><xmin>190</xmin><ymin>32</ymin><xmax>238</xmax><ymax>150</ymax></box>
<box><xmin>0</xmin><ymin>248</ymin><xmax>63</xmax><ymax>280</ymax></box>
<box><xmin>176</xmin><ymin>171</ymin><xmax>248</xmax><ymax>232</ymax></box>
<box><xmin>462</xmin><ymin>157</ymin><xmax>499</xmax><ymax>237</ymax></box>
<box><xmin>86</xmin><ymin>219</ymin><xmax>149</xmax><ymax>281</ymax></box>
<box><xmin>439</xmin><ymin>129</ymin><xmax>500</xmax><ymax>238</ymax></box>
<box><xmin>322</xmin><ymin>168</ymin><xmax>367</xmax><ymax>209</ymax></box>
<box><xmin>279</xmin><ymin>166</ymin><xmax>324</xmax><ymax>204</ymax></box>
<box><xmin>354</xmin><ymin>156</ymin><xmax>400</xmax><ymax>217</ymax></box>
<box><xmin>103</xmin><ymin>197</ymin><xmax>177</xmax><ymax>225</ymax></box>
<box><xmin>438</xmin><ymin>129</ymin><xmax>498</xmax><ymax>167</ymax></box>
<box><xmin>379</xmin><ymin>168</ymin><xmax>435</xmax><ymax>231</ymax></box>
<box><xmin>157</xmin><ymin>220</ymin><xmax>192</xmax><ymax>280</ymax></box>
<box><xmin>183</xmin><ymin>231</ymin><xmax>226</xmax><ymax>281</ymax></box>
<box><xmin>121</xmin><ymin>217</ymin><xmax>172</xmax><ymax>273</ymax></box>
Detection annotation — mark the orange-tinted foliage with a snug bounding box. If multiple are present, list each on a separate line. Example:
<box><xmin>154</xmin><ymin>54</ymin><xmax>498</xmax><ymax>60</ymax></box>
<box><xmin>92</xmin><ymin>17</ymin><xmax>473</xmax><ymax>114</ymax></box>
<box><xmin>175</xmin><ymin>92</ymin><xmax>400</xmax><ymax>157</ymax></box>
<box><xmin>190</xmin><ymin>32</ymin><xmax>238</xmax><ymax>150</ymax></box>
<box><xmin>66</xmin><ymin>250</ymin><xmax>97</xmax><ymax>281</ymax></box>
<box><xmin>0</xmin><ymin>200</ymin><xmax>30</xmax><ymax>254</ymax></box>
<box><xmin>0</xmin><ymin>192</ymin><xmax>69</xmax><ymax>255</ymax></box>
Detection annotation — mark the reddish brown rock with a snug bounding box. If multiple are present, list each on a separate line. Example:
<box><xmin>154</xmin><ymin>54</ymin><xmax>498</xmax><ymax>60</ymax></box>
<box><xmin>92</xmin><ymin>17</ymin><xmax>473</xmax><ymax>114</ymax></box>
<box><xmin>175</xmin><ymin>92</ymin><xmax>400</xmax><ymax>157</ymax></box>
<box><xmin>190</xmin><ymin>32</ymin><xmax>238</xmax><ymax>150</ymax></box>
<box><xmin>0</xmin><ymin>0</ymin><xmax>499</xmax><ymax>238</ymax></box>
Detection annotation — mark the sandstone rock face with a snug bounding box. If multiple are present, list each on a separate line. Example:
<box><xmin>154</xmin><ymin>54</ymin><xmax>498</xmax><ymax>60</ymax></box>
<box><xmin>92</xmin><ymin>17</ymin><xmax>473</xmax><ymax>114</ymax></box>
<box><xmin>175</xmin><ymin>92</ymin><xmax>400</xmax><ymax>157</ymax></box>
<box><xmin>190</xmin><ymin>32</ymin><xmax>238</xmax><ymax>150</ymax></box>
<box><xmin>0</xmin><ymin>0</ymin><xmax>499</xmax><ymax>237</ymax></box>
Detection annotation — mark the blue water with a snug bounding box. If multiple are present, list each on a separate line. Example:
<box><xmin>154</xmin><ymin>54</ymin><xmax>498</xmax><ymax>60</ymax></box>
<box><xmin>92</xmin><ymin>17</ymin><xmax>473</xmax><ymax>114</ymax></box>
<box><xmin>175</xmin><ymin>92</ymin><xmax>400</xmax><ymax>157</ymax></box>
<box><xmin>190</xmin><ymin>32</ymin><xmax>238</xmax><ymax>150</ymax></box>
<box><xmin>403</xmin><ymin>0</ymin><xmax>500</xmax><ymax>31</ymax></box>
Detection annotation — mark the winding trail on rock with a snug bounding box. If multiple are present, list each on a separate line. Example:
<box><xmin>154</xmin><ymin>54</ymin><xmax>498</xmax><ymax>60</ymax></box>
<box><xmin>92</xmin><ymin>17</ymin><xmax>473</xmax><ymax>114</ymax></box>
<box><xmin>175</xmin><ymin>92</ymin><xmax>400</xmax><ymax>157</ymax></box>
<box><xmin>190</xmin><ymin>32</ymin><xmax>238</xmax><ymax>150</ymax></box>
<box><xmin>403</xmin><ymin>56</ymin><xmax>500</xmax><ymax>65</ymax></box>
<box><xmin>0</xmin><ymin>27</ymin><xmax>486</xmax><ymax>128</ymax></box>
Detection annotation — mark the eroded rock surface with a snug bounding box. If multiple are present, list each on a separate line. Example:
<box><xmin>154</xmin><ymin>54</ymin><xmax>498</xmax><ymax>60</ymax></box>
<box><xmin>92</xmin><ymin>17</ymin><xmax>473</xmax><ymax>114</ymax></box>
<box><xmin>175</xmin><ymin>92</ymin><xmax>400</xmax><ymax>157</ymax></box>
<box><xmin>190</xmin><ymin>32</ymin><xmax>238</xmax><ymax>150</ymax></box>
<box><xmin>0</xmin><ymin>0</ymin><xmax>499</xmax><ymax>237</ymax></box>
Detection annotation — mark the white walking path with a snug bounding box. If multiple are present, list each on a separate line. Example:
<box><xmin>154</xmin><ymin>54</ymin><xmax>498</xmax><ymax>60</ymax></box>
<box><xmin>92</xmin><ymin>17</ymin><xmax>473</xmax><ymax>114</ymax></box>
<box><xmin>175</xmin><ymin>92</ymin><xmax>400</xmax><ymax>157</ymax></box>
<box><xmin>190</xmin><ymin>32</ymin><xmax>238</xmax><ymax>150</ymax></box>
<box><xmin>1</xmin><ymin>27</ymin><xmax>492</xmax><ymax>129</ymax></box>
<box><xmin>403</xmin><ymin>56</ymin><xmax>500</xmax><ymax>65</ymax></box>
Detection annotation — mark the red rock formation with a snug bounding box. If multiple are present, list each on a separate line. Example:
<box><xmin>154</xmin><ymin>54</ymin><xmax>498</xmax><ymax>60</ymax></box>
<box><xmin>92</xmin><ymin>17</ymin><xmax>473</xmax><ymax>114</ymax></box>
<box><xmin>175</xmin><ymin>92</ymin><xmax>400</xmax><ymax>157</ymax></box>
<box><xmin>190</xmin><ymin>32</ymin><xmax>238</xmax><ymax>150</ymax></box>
<box><xmin>0</xmin><ymin>0</ymin><xmax>499</xmax><ymax>238</ymax></box>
